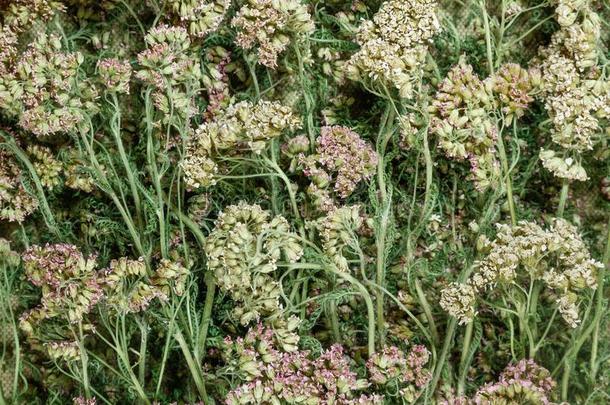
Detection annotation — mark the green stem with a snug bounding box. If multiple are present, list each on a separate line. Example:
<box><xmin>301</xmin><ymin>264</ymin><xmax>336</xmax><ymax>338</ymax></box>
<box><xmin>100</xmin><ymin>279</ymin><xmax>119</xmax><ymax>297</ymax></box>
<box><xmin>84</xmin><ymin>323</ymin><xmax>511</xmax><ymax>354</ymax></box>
<box><xmin>196</xmin><ymin>277</ymin><xmax>216</xmax><ymax>362</ymax></box>
<box><xmin>119</xmin><ymin>317</ymin><xmax>150</xmax><ymax>404</ymax></box>
<box><xmin>264</xmin><ymin>157</ymin><xmax>305</xmax><ymax>236</ymax></box>
<box><xmin>78</xmin><ymin>126</ymin><xmax>147</xmax><ymax>258</ymax></box>
<box><xmin>415</xmin><ymin>279</ymin><xmax>439</xmax><ymax>345</ymax></box>
<box><xmin>528</xmin><ymin>282</ymin><xmax>542</xmax><ymax>354</ymax></box>
<box><xmin>245</xmin><ymin>56</ymin><xmax>261</xmax><ymax>100</ymax></box>
<box><xmin>110</xmin><ymin>93</ymin><xmax>143</xmax><ymax>230</ymax></box>
<box><xmin>428</xmin><ymin>318</ymin><xmax>457</xmax><ymax>399</ymax></box>
<box><xmin>457</xmin><ymin>322</ymin><xmax>474</xmax><ymax>396</ymax></box>
<box><xmin>174</xmin><ymin>330</ymin><xmax>208</xmax><ymax>401</ymax></box>
<box><xmin>497</xmin><ymin>129</ymin><xmax>517</xmax><ymax>225</ymax></box>
<box><xmin>532</xmin><ymin>308</ymin><xmax>557</xmax><ymax>356</ymax></box>
<box><xmin>270</xmin><ymin>139</ymin><xmax>281</xmax><ymax>215</ymax></box>
<box><xmin>428</xmin><ymin>262</ymin><xmax>476</xmax><ymax>400</ymax></box>
<box><xmin>375</xmin><ymin>107</ymin><xmax>396</xmax><ymax>347</ymax></box>
<box><xmin>155</xmin><ymin>312</ymin><xmax>177</xmax><ymax>398</ymax></box>
<box><xmin>480</xmin><ymin>0</ymin><xmax>495</xmax><ymax>75</ymax></box>
<box><xmin>590</xmin><ymin>216</ymin><xmax>610</xmax><ymax>381</ymax></box>
<box><xmin>329</xmin><ymin>299</ymin><xmax>342</xmax><ymax>344</ymax></box>
<box><xmin>137</xmin><ymin>320</ymin><xmax>148</xmax><ymax>390</ymax></box>
<box><xmin>421</xmin><ymin>125</ymin><xmax>434</xmax><ymax>223</ymax></box>
<box><xmin>561</xmin><ymin>360</ymin><xmax>571</xmax><ymax>401</ymax></box>
<box><xmin>77</xmin><ymin>322</ymin><xmax>92</xmax><ymax>399</ymax></box>
<box><xmin>146</xmin><ymin>129</ymin><xmax>168</xmax><ymax>258</ymax></box>
<box><xmin>334</xmin><ymin>269</ymin><xmax>375</xmax><ymax>357</ymax></box>
<box><xmin>519</xmin><ymin>306</ymin><xmax>536</xmax><ymax>359</ymax></box>
<box><xmin>294</xmin><ymin>43</ymin><xmax>316</xmax><ymax>148</ymax></box>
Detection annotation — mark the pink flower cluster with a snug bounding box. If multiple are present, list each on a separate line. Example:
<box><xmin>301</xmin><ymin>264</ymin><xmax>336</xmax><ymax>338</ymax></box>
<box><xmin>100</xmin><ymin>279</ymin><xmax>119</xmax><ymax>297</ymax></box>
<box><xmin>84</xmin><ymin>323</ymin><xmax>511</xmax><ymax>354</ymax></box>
<box><xmin>20</xmin><ymin>244</ymin><xmax>104</xmax><ymax>329</ymax></box>
<box><xmin>367</xmin><ymin>345</ymin><xmax>431</xmax><ymax>387</ymax></box>
<box><xmin>97</xmin><ymin>58</ymin><xmax>132</xmax><ymax>94</ymax></box>
<box><xmin>366</xmin><ymin>345</ymin><xmax>431</xmax><ymax>402</ymax></box>
<box><xmin>224</xmin><ymin>324</ymin><xmax>383</xmax><ymax>405</ymax></box>
<box><xmin>300</xmin><ymin>126</ymin><xmax>378</xmax><ymax>211</ymax></box>
<box><xmin>473</xmin><ymin>359</ymin><xmax>557</xmax><ymax>404</ymax></box>
<box><xmin>73</xmin><ymin>397</ymin><xmax>96</xmax><ymax>405</ymax></box>
<box><xmin>446</xmin><ymin>359</ymin><xmax>560</xmax><ymax>404</ymax></box>
<box><xmin>316</xmin><ymin>126</ymin><xmax>378</xmax><ymax>198</ymax></box>
<box><xmin>204</xmin><ymin>48</ymin><xmax>231</xmax><ymax>120</ymax></box>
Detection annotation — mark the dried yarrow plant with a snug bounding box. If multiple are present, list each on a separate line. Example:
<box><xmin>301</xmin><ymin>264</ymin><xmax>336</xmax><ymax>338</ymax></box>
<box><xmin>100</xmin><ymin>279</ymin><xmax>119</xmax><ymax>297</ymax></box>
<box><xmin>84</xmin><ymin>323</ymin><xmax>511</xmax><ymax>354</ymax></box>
<box><xmin>0</xmin><ymin>0</ymin><xmax>608</xmax><ymax>403</ymax></box>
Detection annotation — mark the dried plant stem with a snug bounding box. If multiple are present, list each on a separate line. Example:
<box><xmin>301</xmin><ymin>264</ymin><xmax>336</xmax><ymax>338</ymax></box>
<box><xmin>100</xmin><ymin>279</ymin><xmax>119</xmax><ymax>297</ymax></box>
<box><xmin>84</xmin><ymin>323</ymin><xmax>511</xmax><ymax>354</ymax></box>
<box><xmin>375</xmin><ymin>106</ymin><xmax>396</xmax><ymax>347</ymax></box>
<box><xmin>497</xmin><ymin>130</ymin><xmax>517</xmax><ymax>225</ymax></box>
<box><xmin>590</xmin><ymin>217</ymin><xmax>610</xmax><ymax>381</ymax></box>
<box><xmin>557</xmin><ymin>180</ymin><xmax>570</xmax><ymax>217</ymax></box>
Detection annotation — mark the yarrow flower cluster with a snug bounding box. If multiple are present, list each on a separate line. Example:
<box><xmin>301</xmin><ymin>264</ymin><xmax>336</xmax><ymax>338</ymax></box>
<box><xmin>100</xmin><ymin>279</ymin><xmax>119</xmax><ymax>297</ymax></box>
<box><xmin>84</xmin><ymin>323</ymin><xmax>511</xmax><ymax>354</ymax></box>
<box><xmin>445</xmin><ymin>359</ymin><xmax>560</xmax><ymax>404</ymax></box>
<box><xmin>202</xmin><ymin>46</ymin><xmax>233</xmax><ymax>119</ymax></box>
<box><xmin>366</xmin><ymin>345</ymin><xmax>431</xmax><ymax>403</ymax></box>
<box><xmin>539</xmin><ymin>149</ymin><xmax>588</xmax><ymax>182</ymax></box>
<box><xmin>0</xmin><ymin>238</ymin><xmax>20</xmax><ymax>268</ymax></box>
<box><xmin>0</xmin><ymin>33</ymin><xmax>98</xmax><ymax>136</ymax></box>
<box><xmin>0</xmin><ymin>363</ymin><xmax>15</xmax><ymax>400</ymax></box>
<box><xmin>299</xmin><ymin>126</ymin><xmax>378</xmax><ymax>209</ymax></box>
<box><xmin>20</xmin><ymin>244</ymin><xmax>192</xmax><ymax>349</ymax></box>
<box><xmin>20</xmin><ymin>244</ymin><xmax>103</xmax><ymax>334</ymax></box>
<box><xmin>104</xmin><ymin>256</ymin><xmax>191</xmax><ymax>313</ymax></box>
<box><xmin>231</xmin><ymin>0</ymin><xmax>315</xmax><ymax>68</ymax></box>
<box><xmin>345</xmin><ymin>0</ymin><xmax>440</xmax><ymax>98</ymax></box>
<box><xmin>27</xmin><ymin>145</ymin><xmax>63</xmax><ymax>190</ymax></box>
<box><xmin>535</xmin><ymin>0</ymin><xmax>610</xmax><ymax>181</ymax></box>
<box><xmin>165</xmin><ymin>0</ymin><xmax>230</xmax><ymax>38</ymax></box>
<box><xmin>181</xmin><ymin>100</ymin><xmax>301</xmax><ymax>189</ymax></box>
<box><xmin>205</xmin><ymin>202</ymin><xmax>303</xmax><ymax>324</ymax></box>
<box><xmin>1</xmin><ymin>0</ymin><xmax>64</xmax><ymax>33</ymax></box>
<box><xmin>490</xmin><ymin>63</ymin><xmax>541</xmax><ymax>124</ymax></box>
<box><xmin>473</xmin><ymin>359</ymin><xmax>559</xmax><ymax>404</ymax></box>
<box><xmin>136</xmin><ymin>25</ymin><xmax>203</xmax><ymax>125</ymax></box>
<box><xmin>72</xmin><ymin>396</ymin><xmax>97</xmax><ymax>405</ymax></box>
<box><xmin>317</xmin><ymin>205</ymin><xmax>363</xmax><ymax>272</ymax></box>
<box><xmin>64</xmin><ymin>148</ymin><xmax>98</xmax><ymax>193</ymax></box>
<box><xmin>429</xmin><ymin>58</ymin><xmax>540</xmax><ymax>190</ymax></box>
<box><xmin>223</xmin><ymin>323</ymin><xmax>382</xmax><ymax>405</ymax></box>
<box><xmin>429</xmin><ymin>58</ymin><xmax>499</xmax><ymax>191</ymax></box>
<box><xmin>96</xmin><ymin>58</ymin><xmax>132</xmax><ymax>94</ymax></box>
<box><xmin>0</xmin><ymin>148</ymin><xmax>38</xmax><ymax>223</ymax></box>
<box><xmin>45</xmin><ymin>340</ymin><xmax>81</xmax><ymax>362</ymax></box>
<box><xmin>440</xmin><ymin>219</ymin><xmax>602</xmax><ymax>327</ymax></box>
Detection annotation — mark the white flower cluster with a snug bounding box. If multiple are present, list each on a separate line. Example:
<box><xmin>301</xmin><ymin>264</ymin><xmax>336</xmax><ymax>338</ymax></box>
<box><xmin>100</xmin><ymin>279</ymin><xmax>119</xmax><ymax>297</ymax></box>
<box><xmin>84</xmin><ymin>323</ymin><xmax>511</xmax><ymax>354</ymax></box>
<box><xmin>181</xmin><ymin>100</ymin><xmax>300</xmax><ymax>189</ymax></box>
<box><xmin>231</xmin><ymin>0</ymin><xmax>314</xmax><ymax>68</ymax></box>
<box><xmin>205</xmin><ymin>202</ymin><xmax>304</xmax><ymax>324</ymax></box>
<box><xmin>539</xmin><ymin>149</ymin><xmax>588</xmax><ymax>182</ymax></box>
<box><xmin>345</xmin><ymin>0</ymin><xmax>440</xmax><ymax>98</ymax></box>
<box><xmin>441</xmin><ymin>219</ymin><xmax>602</xmax><ymax>327</ymax></box>
<box><xmin>536</xmin><ymin>0</ymin><xmax>610</xmax><ymax>181</ymax></box>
